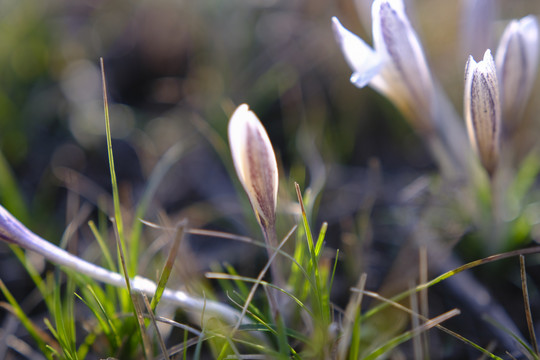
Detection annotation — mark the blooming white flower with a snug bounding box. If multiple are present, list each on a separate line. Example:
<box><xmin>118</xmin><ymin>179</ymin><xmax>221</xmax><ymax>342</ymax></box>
<box><xmin>332</xmin><ymin>0</ymin><xmax>435</xmax><ymax>133</ymax></box>
<box><xmin>228</xmin><ymin>104</ymin><xmax>278</xmax><ymax>230</ymax></box>
<box><xmin>495</xmin><ymin>15</ymin><xmax>539</xmax><ymax>130</ymax></box>
<box><xmin>464</xmin><ymin>50</ymin><xmax>501</xmax><ymax>175</ymax></box>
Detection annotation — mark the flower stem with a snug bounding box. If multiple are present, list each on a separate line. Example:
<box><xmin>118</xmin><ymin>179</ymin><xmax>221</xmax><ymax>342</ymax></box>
<box><xmin>0</xmin><ymin>205</ymin><xmax>246</xmax><ymax>326</ymax></box>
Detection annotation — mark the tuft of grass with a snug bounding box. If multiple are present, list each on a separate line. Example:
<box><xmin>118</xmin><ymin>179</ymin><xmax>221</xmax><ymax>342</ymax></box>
<box><xmin>0</xmin><ymin>278</ymin><xmax>55</xmax><ymax>358</ymax></box>
<box><xmin>100</xmin><ymin>57</ymin><xmax>149</xmax><ymax>358</ymax></box>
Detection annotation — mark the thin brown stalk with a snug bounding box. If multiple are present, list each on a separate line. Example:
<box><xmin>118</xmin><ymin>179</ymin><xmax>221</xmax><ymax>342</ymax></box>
<box><xmin>410</xmin><ymin>281</ymin><xmax>422</xmax><ymax>360</ymax></box>
<box><xmin>362</xmin><ymin>246</ymin><xmax>540</xmax><ymax>320</ymax></box>
<box><xmin>231</xmin><ymin>225</ymin><xmax>296</xmax><ymax>333</ymax></box>
<box><xmin>141</xmin><ymin>293</ymin><xmax>170</xmax><ymax>360</ymax></box>
<box><xmin>132</xmin><ymin>295</ymin><xmax>153</xmax><ymax>360</ymax></box>
<box><xmin>419</xmin><ymin>246</ymin><xmax>430</xmax><ymax>359</ymax></box>
<box><xmin>519</xmin><ymin>255</ymin><xmax>539</xmax><ymax>355</ymax></box>
<box><xmin>355</xmin><ymin>289</ymin><xmax>502</xmax><ymax>359</ymax></box>
<box><xmin>337</xmin><ymin>272</ymin><xmax>368</xmax><ymax>360</ymax></box>
<box><xmin>506</xmin><ymin>351</ymin><xmax>519</xmax><ymax>360</ymax></box>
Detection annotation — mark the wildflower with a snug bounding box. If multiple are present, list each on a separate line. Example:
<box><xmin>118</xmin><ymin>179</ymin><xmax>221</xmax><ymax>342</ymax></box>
<box><xmin>228</xmin><ymin>104</ymin><xmax>279</xmax><ymax>233</ymax></box>
<box><xmin>464</xmin><ymin>50</ymin><xmax>501</xmax><ymax>175</ymax></box>
<box><xmin>228</xmin><ymin>104</ymin><xmax>287</xmax><ymax>306</ymax></box>
<box><xmin>495</xmin><ymin>15</ymin><xmax>539</xmax><ymax>130</ymax></box>
<box><xmin>332</xmin><ymin>0</ymin><xmax>435</xmax><ymax>133</ymax></box>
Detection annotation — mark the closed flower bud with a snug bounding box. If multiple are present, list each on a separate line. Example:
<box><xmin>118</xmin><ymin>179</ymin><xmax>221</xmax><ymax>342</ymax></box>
<box><xmin>464</xmin><ymin>50</ymin><xmax>501</xmax><ymax>175</ymax></box>
<box><xmin>495</xmin><ymin>15</ymin><xmax>539</xmax><ymax>130</ymax></box>
<box><xmin>228</xmin><ymin>104</ymin><xmax>278</xmax><ymax>230</ymax></box>
<box><xmin>332</xmin><ymin>0</ymin><xmax>435</xmax><ymax>133</ymax></box>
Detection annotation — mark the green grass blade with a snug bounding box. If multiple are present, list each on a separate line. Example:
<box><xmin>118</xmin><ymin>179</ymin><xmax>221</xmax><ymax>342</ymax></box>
<box><xmin>193</xmin><ymin>330</ymin><xmax>205</xmax><ymax>360</ymax></box>
<box><xmin>484</xmin><ymin>316</ymin><xmax>539</xmax><ymax>360</ymax></box>
<box><xmin>101</xmin><ymin>58</ymin><xmax>149</xmax><ymax>358</ymax></box>
<box><xmin>88</xmin><ymin>220</ymin><xmax>116</xmax><ymax>272</ymax></box>
<box><xmin>314</xmin><ymin>222</ymin><xmax>327</xmax><ymax>260</ymax></box>
<box><xmin>363</xmin><ymin>309</ymin><xmax>462</xmax><ymax>360</ymax></box>
<box><xmin>207</xmin><ymin>273</ymin><xmax>314</xmax><ymax>318</ymax></box>
<box><xmin>150</xmin><ymin>220</ymin><xmax>185</xmax><ymax>312</ymax></box>
<box><xmin>226</xmin><ymin>290</ymin><xmax>266</xmax><ymax>322</ymax></box>
<box><xmin>76</xmin><ymin>332</ymin><xmax>96</xmax><ymax>360</ymax></box>
<box><xmin>76</xmin><ymin>285</ymin><xmax>121</xmax><ymax>350</ymax></box>
<box><xmin>295</xmin><ymin>183</ymin><xmax>314</xmax><ymax>257</ymax></box>
<box><xmin>329</xmin><ymin>249</ymin><xmax>339</xmax><ymax>300</ymax></box>
<box><xmin>51</xmin><ymin>272</ymin><xmax>77</xmax><ymax>360</ymax></box>
<box><xmin>359</xmin><ymin>288</ymin><xmax>504</xmax><ymax>359</ymax></box>
<box><xmin>100</xmin><ymin>59</ymin><xmax>128</xmax><ymax>276</ymax></box>
<box><xmin>183</xmin><ymin>328</ymin><xmax>189</xmax><ymax>360</ymax></box>
<box><xmin>64</xmin><ymin>274</ymin><xmax>77</xmax><ymax>357</ymax></box>
<box><xmin>0</xmin><ymin>278</ymin><xmax>53</xmax><ymax>358</ymax></box>
<box><xmin>295</xmin><ymin>182</ymin><xmax>331</xmax><ymax>325</ymax></box>
<box><xmin>43</xmin><ymin>318</ymin><xmax>60</xmax><ymax>347</ymax></box>
<box><xmin>9</xmin><ymin>245</ymin><xmax>47</xmax><ymax>300</ymax></box>
<box><xmin>361</xmin><ymin>246</ymin><xmax>540</xmax><ymax>321</ymax></box>
<box><xmin>225</xmin><ymin>264</ymin><xmax>250</xmax><ymax>298</ymax></box>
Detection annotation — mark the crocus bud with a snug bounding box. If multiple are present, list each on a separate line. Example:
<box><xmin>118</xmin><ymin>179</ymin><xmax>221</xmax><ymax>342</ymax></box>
<box><xmin>464</xmin><ymin>50</ymin><xmax>501</xmax><ymax>175</ymax></box>
<box><xmin>332</xmin><ymin>0</ymin><xmax>436</xmax><ymax>134</ymax></box>
<box><xmin>495</xmin><ymin>15</ymin><xmax>539</xmax><ymax>129</ymax></box>
<box><xmin>228</xmin><ymin>104</ymin><xmax>278</xmax><ymax>231</ymax></box>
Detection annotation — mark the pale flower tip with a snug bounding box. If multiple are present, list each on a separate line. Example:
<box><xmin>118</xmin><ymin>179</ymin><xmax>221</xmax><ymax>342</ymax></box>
<box><xmin>229</xmin><ymin>103</ymin><xmax>251</xmax><ymax>126</ymax></box>
<box><xmin>235</xmin><ymin>103</ymin><xmax>250</xmax><ymax>114</ymax></box>
<box><xmin>519</xmin><ymin>15</ymin><xmax>539</xmax><ymax>38</ymax></box>
<box><xmin>464</xmin><ymin>55</ymin><xmax>476</xmax><ymax>78</ymax></box>
<box><xmin>331</xmin><ymin>17</ymin><xmax>383</xmax><ymax>89</ymax></box>
<box><xmin>331</xmin><ymin>16</ymin><xmax>341</xmax><ymax>31</ymax></box>
<box><xmin>331</xmin><ymin>17</ymin><xmax>346</xmax><ymax>47</ymax></box>
<box><xmin>372</xmin><ymin>0</ymin><xmax>408</xmax><ymax>30</ymax></box>
<box><xmin>350</xmin><ymin>71</ymin><xmax>375</xmax><ymax>88</ymax></box>
<box><xmin>479</xmin><ymin>49</ymin><xmax>496</xmax><ymax>75</ymax></box>
<box><xmin>374</xmin><ymin>0</ymin><xmax>405</xmax><ymax>15</ymax></box>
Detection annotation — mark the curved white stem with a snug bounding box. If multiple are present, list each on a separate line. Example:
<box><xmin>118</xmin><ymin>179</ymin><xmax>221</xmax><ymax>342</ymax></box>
<box><xmin>0</xmin><ymin>205</ymin><xmax>245</xmax><ymax>326</ymax></box>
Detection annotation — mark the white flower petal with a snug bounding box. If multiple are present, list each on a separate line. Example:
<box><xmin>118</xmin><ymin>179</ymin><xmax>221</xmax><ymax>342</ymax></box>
<box><xmin>228</xmin><ymin>104</ymin><xmax>278</xmax><ymax>227</ymax></box>
<box><xmin>332</xmin><ymin>16</ymin><xmax>383</xmax><ymax>88</ymax></box>
<box><xmin>495</xmin><ymin>15</ymin><xmax>539</xmax><ymax>127</ymax></box>
<box><xmin>371</xmin><ymin>0</ymin><xmax>435</xmax><ymax>131</ymax></box>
